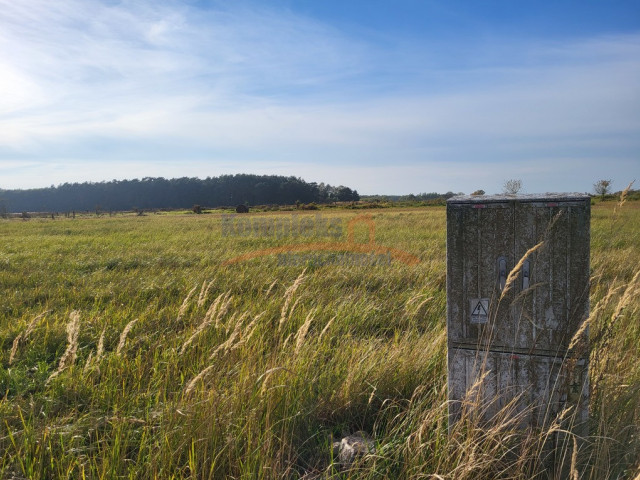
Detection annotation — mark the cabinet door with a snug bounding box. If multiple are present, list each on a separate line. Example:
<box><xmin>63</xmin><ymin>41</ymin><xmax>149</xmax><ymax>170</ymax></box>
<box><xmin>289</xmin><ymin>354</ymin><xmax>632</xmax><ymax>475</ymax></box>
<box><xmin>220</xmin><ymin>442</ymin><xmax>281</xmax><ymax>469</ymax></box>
<box><xmin>448</xmin><ymin>347</ymin><xmax>588</xmax><ymax>429</ymax></box>
<box><xmin>512</xmin><ymin>201</ymin><xmax>590</xmax><ymax>355</ymax></box>
<box><xmin>448</xmin><ymin>199</ymin><xmax>589</xmax><ymax>355</ymax></box>
<box><xmin>447</xmin><ymin>202</ymin><xmax>514</xmax><ymax>347</ymax></box>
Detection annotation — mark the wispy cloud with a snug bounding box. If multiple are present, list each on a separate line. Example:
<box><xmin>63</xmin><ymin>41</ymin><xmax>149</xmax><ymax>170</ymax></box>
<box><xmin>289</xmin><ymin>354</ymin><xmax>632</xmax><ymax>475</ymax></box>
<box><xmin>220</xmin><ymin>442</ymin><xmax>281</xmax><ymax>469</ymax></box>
<box><xmin>0</xmin><ymin>0</ymin><xmax>638</xmax><ymax>193</ymax></box>
<box><xmin>0</xmin><ymin>0</ymin><xmax>368</xmax><ymax>141</ymax></box>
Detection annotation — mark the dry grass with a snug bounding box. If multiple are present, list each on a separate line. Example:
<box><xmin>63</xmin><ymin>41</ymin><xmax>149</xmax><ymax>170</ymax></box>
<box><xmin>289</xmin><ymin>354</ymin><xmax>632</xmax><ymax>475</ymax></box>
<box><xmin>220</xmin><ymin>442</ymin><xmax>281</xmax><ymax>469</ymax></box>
<box><xmin>279</xmin><ymin>268</ymin><xmax>306</xmax><ymax>330</ymax></box>
<box><xmin>184</xmin><ymin>364</ymin><xmax>216</xmax><ymax>395</ymax></box>
<box><xmin>116</xmin><ymin>318</ymin><xmax>138</xmax><ymax>355</ymax></box>
<box><xmin>614</xmin><ymin>180</ymin><xmax>635</xmax><ymax>216</ymax></box>
<box><xmin>177</xmin><ymin>284</ymin><xmax>198</xmax><ymax>321</ymax></box>
<box><xmin>9</xmin><ymin>310</ymin><xmax>49</xmax><ymax>365</ymax></box>
<box><xmin>47</xmin><ymin>311</ymin><xmax>81</xmax><ymax>382</ymax></box>
<box><xmin>499</xmin><ymin>241</ymin><xmax>544</xmax><ymax>300</ymax></box>
<box><xmin>0</xmin><ymin>201</ymin><xmax>638</xmax><ymax>479</ymax></box>
<box><xmin>180</xmin><ymin>291</ymin><xmax>232</xmax><ymax>354</ymax></box>
<box><xmin>294</xmin><ymin>308</ymin><xmax>316</xmax><ymax>355</ymax></box>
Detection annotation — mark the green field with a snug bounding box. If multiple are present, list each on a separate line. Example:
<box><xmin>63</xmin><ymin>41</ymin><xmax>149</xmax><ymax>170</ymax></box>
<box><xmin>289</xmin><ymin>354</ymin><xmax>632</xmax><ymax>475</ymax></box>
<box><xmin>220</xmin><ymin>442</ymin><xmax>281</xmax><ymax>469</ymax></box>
<box><xmin>1</xmin><ymin>202</ymin><xmax>639</xmax><ymax>479</ymax></box>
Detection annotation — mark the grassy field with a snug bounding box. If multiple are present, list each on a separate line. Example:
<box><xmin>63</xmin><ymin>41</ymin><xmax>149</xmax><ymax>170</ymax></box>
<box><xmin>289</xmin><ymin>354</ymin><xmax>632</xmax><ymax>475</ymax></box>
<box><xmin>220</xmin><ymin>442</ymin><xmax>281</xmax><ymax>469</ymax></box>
<box><xmin>1</xmin><ymin>201</ymin><xmax>639</xmax><ymax>479</ymax></box>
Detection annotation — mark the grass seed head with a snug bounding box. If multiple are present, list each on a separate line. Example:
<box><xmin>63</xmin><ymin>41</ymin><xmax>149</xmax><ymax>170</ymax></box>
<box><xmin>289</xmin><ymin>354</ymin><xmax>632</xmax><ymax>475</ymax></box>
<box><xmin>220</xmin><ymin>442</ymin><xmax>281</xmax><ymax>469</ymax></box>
<box><xmin>294</xmin><ymin>308</ymin><xmax>316</xmax><ymax>355</ymax></box>
<box><xmin>47</xmin><ymin>310</ymin><xmax>81</xmax><ymax>382</ymax></box>
<box><xmin>180</xmin><ymin>291</ymin><xmax>232</xmax><ymax>354</ymax></box>
<box><xmin>117</xmin><ymin>318</ymin><xmax>138</xmax><ymax>355</ymax></box>
<box><xmin>184</xmin><ymin>364</ymin><xmax>215</xmax><ymax>395</ymax></box>
<box><xmin>197</xmin><ymin>280</ymin><xmax>214</xmax><ymax>307</ymax></box>
<box><xmin>279</xmin><ymin>269</ymin><xmax>306</xmax><ymax>329</ymax></box>
<box><xmin>9</xmin><ymin>310</ymin><xmax>49</xmax><ymax>365</ymax></box>
<box><xmin>177</xmin><ymin>284</ymin><xmax>198</xmax><ymax>321</ymax></box>
<box><xmin>500</xmin><ymin>242</ymin><xmax>544</xmax><ymax>300</ymax></box>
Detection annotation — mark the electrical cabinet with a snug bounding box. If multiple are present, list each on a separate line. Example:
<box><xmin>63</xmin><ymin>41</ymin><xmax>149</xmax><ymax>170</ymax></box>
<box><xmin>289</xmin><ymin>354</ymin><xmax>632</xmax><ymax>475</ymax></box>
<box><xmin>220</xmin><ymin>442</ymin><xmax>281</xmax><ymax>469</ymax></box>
<box><xmin>446</xmin><ymin>194</ymin><xmax>590</xmax><ymax>430</ymax></box>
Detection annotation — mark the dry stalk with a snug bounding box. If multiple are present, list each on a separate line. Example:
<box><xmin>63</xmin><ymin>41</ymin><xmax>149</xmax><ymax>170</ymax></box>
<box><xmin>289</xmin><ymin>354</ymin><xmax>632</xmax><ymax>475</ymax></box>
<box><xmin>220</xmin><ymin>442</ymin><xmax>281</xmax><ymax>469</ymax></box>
<box><xmin>591</xmin><ymin>282</ymin><xmax>626</xmax><ymax>317</ymax></box>
<box><xmin>574</xmin><ymin>280</ymin><xmax>628</xmax><ymax>358</ymax></box>
<box><xmin>318</xmin><ymin>315</ymin><xmax>336</xmax><ymax>342</ymax></box>
<box><xmin>26</xmin><ymin>310</ymin><xmax>49</xmax><ymax>337</ymax></box>
<box><xmin>117</xmin><ymin>318</ymin><xmax>138</xmax><ymax>355</ymax></box>
<box><xmin>610</xmin><ymin>270</ymin><xmax>640</xmax><ymax>322</ymax></box>
<box><xmin>591</xmin><ymin>270</ymin><xmax>640</xmax><ymax>358</ymax></box>
<box><xmin>590</xmin><ymin>270</ymin><xmax>640</xmax><ymax>366</ymax></box>
<box><xmin>177</xmin><ymin>285</ymin><xmax>198</xmax><ymax>321</ymax></box>
<box><xmin>409</xmin><ymin>296</ymin><xmax>434</xmax><ymax>316</ymax></box>
<box><xmin>258</xmin><ymin>366</ymin><xmax>290</xmax><ymax>396</ymax></box>
<box><xmin>84</xmin><ymin>327</ymin><xmax>107</xmax><ymax>374</ymax></box>
<box><xmin>197</xmin><ymin>280</ymin><xmax>214</xmax><ymax>307</ymax></box>
<box><xmin>180</xmin><ymin>292</ymin><xmax>232</xmax><ymax>354</ymax></box>
<box><xmin>215</xmin><ymin>292</ymin><xmax>234</xmax><ymax>330</ymax></box>
<box><xmin>614</xmin><ymin>180</ymin><xmax>635</xmax><ymax>216</ymax></box>
<box><xmin>47</xmin><ymin>311</ymin><xmax>81</xmax><ymax>382</ymax></box>
<box><xmin>9</xmin><ymin>310</ymin><xmax>49</xmax><ymax>365</ymax></box>
<box><xmin>279</xmin><ymin>269</ymin><xmax>306</xmax><ymax>330</ymax></box>
<box><xmin>500</xmin><ymin>242</ymin><xmax>544</xmax><ymax>300</ymax></box>
<box><xmin>184</xmin><ymin>364</ymin><xmax>215</xmax><ymax>395</ymax></box>
<box><xmin>242</xmin><ymin>311</ymin><xmax>266</xmax><ymax>344</ymax></box>
<box><xmin>207</xmin><ymin>291</ymin><xmax>233</xmax><ymax>328</ymax></box>
<box><xmin>209</xmin><ymin>312</ymin><xmax>248</xmax><ymax>359</ymax></box>
<box><xmin>460</xmin><ymin>369</ymin><xmax>491</xmax><ymax>416</ymax></box>
<box><xmin>83</xmin><ymin>351</ymin><xmax>94</xmax><ymax>374</ymax></box>
<box><xmin>96</xmin><ymin>327</ymin><xmax>106</xmax><ymax>361</ymax></box>
<box><xmin>265</xmin><ymin>279</ymin><xmax>278</xmax><ymax>296</ymax></box>
<box><xmin>568</xmin><ymin>316</ymin><xmax>590</xmax><ymax>353</ymax></box>
<box><xmin>59</xmin><ymin>311</ymin><xmax>81</xmax><ymax>369</ymax></box>
<box><xmin>405</xmin><ymin>293</ymin><xmax>433</xmax><ymax>309</ymax></box>
<box><xmin>294</xmin><ymin>308</ymin><xmax>316</xmax><ymax>355</ymax></box>
<box><xmin>197</xmin><ymin>280</ymin><xmax>207</xmax><ymax>306</ymax></box>
<box><xmin>570</xmin><ymin>436</ymin><xmax>579</xmax><ymax>480</ymax></box>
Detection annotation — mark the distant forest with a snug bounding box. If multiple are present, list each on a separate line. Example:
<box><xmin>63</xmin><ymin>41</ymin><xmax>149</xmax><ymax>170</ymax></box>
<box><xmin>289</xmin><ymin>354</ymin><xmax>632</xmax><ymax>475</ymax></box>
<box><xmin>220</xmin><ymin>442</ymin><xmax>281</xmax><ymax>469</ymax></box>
<box><xmin>0</xmin><ymin>174</ymin><xmax>360</xmax><ymax>213</ymax></box>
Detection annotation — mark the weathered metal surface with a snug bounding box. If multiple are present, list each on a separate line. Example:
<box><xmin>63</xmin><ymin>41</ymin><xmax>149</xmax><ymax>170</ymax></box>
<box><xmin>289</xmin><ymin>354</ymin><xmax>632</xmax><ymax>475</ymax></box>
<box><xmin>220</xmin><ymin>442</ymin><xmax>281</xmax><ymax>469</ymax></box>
<box><xmin>448</xmin><ymin>348</ymin><xmax>588</xmax><ymax>427</ymax></box>
<box><xmin>446</xmin><ymin>193</ymin><xmax>590</xmax><ymax>431</ymax></box>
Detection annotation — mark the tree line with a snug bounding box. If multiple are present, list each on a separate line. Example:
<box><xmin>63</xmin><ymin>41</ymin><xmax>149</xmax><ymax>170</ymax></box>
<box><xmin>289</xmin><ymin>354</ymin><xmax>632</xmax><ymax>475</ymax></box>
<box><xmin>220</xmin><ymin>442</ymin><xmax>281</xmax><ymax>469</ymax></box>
<box><xmin>0</xmin><ymin>175</ymin><xmax>360</xmax><ymax>213</ymax></box>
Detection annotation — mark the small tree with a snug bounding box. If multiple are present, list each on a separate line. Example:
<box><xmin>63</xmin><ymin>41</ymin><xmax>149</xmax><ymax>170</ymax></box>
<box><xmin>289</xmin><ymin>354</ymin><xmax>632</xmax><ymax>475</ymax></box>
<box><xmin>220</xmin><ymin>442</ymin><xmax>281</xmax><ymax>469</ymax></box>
<box><xmin>503</xmin><ymin>179</ymin><xmax>522</xmax><ymax>195</ymax></box>
<box><xmin>471</xmin><ymin>189</ymin><xmax>485</xmax><ymax>196</ymax></box>
<box><xmin>593</xmin><ymin>179</ymin><xmax>612</xmax><ymax>200</ymax></box>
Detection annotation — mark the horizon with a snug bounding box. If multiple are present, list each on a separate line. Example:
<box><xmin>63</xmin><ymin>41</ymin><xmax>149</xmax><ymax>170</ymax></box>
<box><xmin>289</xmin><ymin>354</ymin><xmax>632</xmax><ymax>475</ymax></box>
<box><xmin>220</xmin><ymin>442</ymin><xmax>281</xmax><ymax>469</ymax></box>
<box><xmin>1</xmin><ymin>1</ymin><xmax>639</xmax><ymax>195</ymax></box>
<box><xmin>0</xmin><ymin>172</ymin><xmax>624</xmax><ymax>198</ymax></box>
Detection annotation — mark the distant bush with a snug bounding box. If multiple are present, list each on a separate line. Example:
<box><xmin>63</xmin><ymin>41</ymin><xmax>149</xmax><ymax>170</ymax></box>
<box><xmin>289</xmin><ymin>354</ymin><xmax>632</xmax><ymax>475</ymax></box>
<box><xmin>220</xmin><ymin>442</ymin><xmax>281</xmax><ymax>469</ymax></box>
<box><xmin>300</xmin><ymin>203</ymin><xmax>318</xmax><ymax>210</ymax></box>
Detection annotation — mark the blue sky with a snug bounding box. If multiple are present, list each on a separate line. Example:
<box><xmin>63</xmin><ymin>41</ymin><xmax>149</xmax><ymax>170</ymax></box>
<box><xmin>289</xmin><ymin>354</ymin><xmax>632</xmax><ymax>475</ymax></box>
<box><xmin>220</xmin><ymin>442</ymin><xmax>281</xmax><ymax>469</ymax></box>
<box><xmin>0</xmin><ymin>0</ymin><xmax>638</xmax><ymax>195</ymax></box>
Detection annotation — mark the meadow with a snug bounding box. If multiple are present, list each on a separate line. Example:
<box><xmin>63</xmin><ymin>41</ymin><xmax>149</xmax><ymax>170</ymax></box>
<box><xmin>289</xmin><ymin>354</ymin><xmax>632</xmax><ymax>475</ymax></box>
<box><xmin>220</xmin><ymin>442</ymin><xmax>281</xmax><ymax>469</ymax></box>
<box><xmin>0</xmin><ymin>201</ymin><xmax>638</xmax><ymax>479</ymax></box>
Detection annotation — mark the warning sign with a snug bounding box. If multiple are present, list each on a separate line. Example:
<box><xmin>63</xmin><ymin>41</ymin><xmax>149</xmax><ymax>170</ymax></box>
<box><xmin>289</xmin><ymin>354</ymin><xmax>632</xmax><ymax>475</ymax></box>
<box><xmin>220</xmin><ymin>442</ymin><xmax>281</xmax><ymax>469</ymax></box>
<box><xmin>470</xmin><ymin>298</ymin><xmax>489</xmax><ymax>324</ymax></box>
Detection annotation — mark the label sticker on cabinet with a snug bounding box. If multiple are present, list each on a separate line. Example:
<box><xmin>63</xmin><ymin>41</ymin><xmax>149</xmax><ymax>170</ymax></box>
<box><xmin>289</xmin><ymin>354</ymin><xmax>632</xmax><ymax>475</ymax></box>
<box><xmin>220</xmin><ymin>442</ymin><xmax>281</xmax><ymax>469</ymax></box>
<box><xmin>470</xmin><ymin>298</ymin><xmax>489</xmax><ymax>324</ymax></box>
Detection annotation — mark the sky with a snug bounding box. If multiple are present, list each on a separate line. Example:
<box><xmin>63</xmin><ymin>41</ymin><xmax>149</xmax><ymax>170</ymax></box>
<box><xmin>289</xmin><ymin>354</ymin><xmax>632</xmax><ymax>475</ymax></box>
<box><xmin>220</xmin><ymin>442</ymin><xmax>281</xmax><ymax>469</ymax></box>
<box><xmin>0</xmin><ymin>0</ymin><xmax>639</xmax><ymax>195</ymax></box>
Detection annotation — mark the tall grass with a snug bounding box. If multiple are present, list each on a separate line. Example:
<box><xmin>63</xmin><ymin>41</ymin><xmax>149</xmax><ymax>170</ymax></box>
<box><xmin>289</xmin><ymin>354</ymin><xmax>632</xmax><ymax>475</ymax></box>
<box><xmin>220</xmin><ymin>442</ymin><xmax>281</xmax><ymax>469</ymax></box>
<box><xmin>0</xmin><ymin>205</ymin><xmax>638</xmax><ymax>478</ymax></box>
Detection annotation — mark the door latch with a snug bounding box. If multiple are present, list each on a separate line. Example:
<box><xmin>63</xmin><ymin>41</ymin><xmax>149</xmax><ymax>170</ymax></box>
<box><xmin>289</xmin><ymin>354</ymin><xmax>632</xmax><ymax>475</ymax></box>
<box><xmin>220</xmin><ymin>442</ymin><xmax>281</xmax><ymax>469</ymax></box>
<box><xmin>522</xmin><ymin>260</ymin><xmax>530</xmax><ymax>289</ymax></box>
<box><xmin>498</xmin><ymin>256</ymin><xmax>507</xmax><ymax>291</ymax></box>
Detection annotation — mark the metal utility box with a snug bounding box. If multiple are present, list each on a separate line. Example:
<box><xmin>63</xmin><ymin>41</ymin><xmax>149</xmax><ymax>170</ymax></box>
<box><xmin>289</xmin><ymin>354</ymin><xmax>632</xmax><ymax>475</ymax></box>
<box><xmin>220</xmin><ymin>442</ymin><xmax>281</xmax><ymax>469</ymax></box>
<box><xmin>446</xmin><ymin>194</ymin><xmax>590</xmax><ymax>430</ymax></box>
